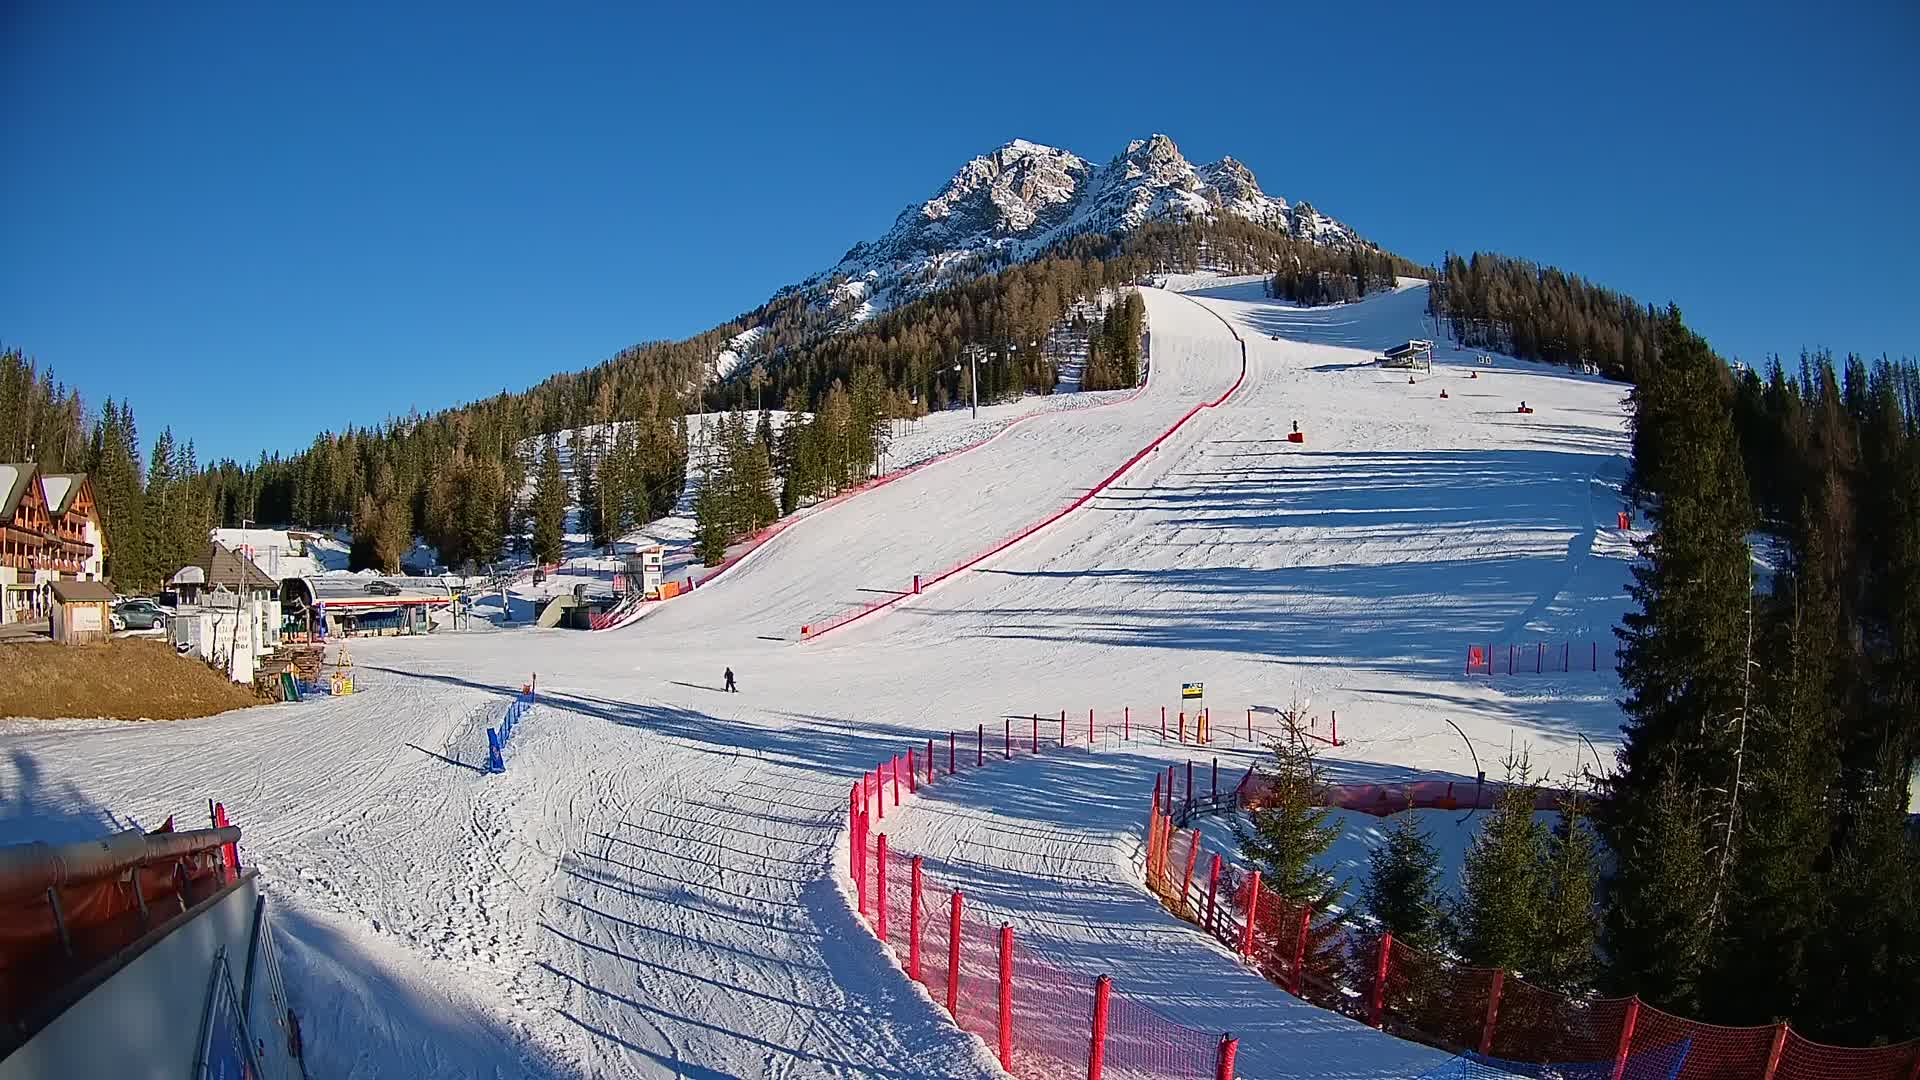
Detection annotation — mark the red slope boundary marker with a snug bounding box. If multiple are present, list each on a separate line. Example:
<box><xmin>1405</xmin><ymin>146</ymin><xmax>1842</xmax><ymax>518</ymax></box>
<box><xmin>803</xmin><ymin>292</ymin><xmax>1250</xmax><ymax>642</ymax></box>
<box><xmin>590</xmin><ymin>326</ymin><xmax>1160</xmax><ymax>632</ymax></box>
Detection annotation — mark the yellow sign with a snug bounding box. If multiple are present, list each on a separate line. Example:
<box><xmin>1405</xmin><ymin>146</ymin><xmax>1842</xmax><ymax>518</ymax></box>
<box><xmin>1181</xmin><ymin>682</ymin><xmax>1203</xmax><ymax>700</ymax></box>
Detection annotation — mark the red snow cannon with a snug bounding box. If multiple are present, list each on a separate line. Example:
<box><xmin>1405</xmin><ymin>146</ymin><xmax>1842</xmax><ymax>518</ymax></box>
<box><xmin>1287</xmin><ymin>421</ymin><xmax>1304</xmax><ymax>444</ymax></box>
<box><xmin>1440</xmin><ymin>389</ymin><xmax>1449</xmax><ymax>399</ymax></box>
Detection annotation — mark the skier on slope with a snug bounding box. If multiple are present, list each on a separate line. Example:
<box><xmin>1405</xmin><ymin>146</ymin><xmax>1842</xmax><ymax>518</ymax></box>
<box><xmin>724</xmin><ymin>667</ymin><xmax>738</xmax><ymax>693</ymax></box>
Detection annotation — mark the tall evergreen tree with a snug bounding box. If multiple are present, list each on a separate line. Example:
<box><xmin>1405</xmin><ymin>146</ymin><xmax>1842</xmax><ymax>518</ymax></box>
<box><xmin>1606</xmin><ymin>307</ymin><xmax>1755</xmax><ymax>1007</ymax></box>
<box><xmin>532</xmin><ymin>433</ymin><xmax>566</xmax><ymax>565</ymax></box>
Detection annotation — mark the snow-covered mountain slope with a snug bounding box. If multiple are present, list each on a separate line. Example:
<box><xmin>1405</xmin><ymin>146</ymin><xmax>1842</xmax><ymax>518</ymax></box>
<box><xmin>786</xmin><ymin>134</ymin><xmax>1365</xmax><ymax>323</ymax></box>
<box><xmin>0</xmin><ymin>280</ymin><xmax>1639</xmax><ymax>1079</ymax></box>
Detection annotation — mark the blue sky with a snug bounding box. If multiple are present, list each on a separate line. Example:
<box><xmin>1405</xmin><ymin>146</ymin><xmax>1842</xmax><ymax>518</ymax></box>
<box><xmin>4</xmin><ymin>0</ymin><xmax>1915</xmax><ymax>462</ymax></box>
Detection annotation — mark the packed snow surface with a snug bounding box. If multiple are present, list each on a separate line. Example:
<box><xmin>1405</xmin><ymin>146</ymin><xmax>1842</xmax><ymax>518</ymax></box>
<box><xmin>0</xmin><ymin>279</ymin><xmax>1635</xmax><ymax>1078</ymax></box>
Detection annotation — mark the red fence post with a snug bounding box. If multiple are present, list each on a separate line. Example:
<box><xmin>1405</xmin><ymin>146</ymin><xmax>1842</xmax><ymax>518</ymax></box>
<box><xmin>1331</xmin><ymin>711</ymin><xmax>1339</xmax><ymax>746</ymax></box>
<box><xmin>1213</xmin><ymin>757</ymin><xmax>1220</xmax><ymax>800</ymax></box>
<box><xmin>1761</xmin><ymin>1024</ymin><xmax>1788</xmax><ymax>1080</ymax></box>
<box><xmin>892</xmin><ymin>755</ymin><xmax>901</xmax><ymax>806</ymax></box>
<box><xmin>909</xmin><ymin>856</ymin><xmax>924</xmax><ymax>982</ymax></box>
<box><xmin>998</xmin><ymin>924</ymin><xmax>1015</xmax><ymax>1069</ymax></box>
<box><xmin>876</xmin><ymin>834</ymin><xmax>890</xmax><ymax>939</ymax></box>
<box><xmin>1215</xmin><ymin>1034</ymin><xmax>1239</xmax><ymax>1080</ymax></box>
<box><xmin>1187</xmin><ymin>760</ymin><xmax>1194</xmax><ymax>812</ymax></box>
<box><xmin>1124</xmin><ymin>706</ymin><xmax>1130</xmax><ymax>740</ymax></box>
<box><xmin>907</xmin><ymin>748</ymin><xmax>917</xmax><ymax>794</ymax></box>
<box><xmin>1179</xmin><ymin>711</ymin><xmax>1187</xmax><ymax>743</ymax></box>
<box><xmin>1088</xmin><ymin>974</ymin><xmax>1112</xmax><ymax>1080</ymax></box>
<box><xmin>851</xmin><ymin>783</ymin><xmax>866</xmax><ymax>916</ymax></box>
<box><xmin>1033</xmin><ymin>715</ymin><xmax>1039</xmax><ymax>753</ymax></box>
<box><xmin>1369</xmin><ymin>932</ymin><xmax>1393</xmax><ymax>1028</ymax></box>
<box><xmin>1479</xmin><ymin>969</ymin><xmax>1504</xmax><ymax>1055</ymax></box>
<box><xmin>978</xmin><ymin>724</ymin><xmax>984</xmax><ymax>767</ymax></box>
<box><xmin>213</xmin><ymin>803</ymin><xmax>238</xmax><ymax>880</ymax></box>
<box><xmin>1248</xmin><ymin>708</ymin><xmax>1253</xmax><ymax>741</ymax></box>
<box><xmin>1059</xmin><ymin>708</ymin><xmax>1066</xmax><ymax>748</ymax></box>
<box><xmin>1290</xmin><ymin>905</ymin><xmax>1312</xmax><ymax>994</ymax></box>
<box><xmin>1206</xmin><ymin>854</ymin><xmax>1223</xmax><ymax>934</ymax></box>
<box><xmin>876</xmin><ymin>766</ymin><xmax>885</xmax><ymax>821</ymax></box>
<box><xmin>1610</xmin><ymin>998</ymin><xmax>1640</xmax><ymax>1080</ymax></box>
<box><xmin>1088</xmin><ymin>707</ymin><xmax>1094</xmax><ymax>745</ymax></box>
<box><xmin>949</xmin><ymin>731</ymin><xmax>956</xmax><ymax>775</ymax></box>
<box><xmin>946</xmin><ymin>891</ymin><xmax>964</xmax><ymax>1016</ymax></box>
<box><xmin>1182</xmin><ymin>830</ymin><xmax>1201</xmax><ymax>911</ymax></box>
<box><xmin>1166</xmin><ymin>765</ymin><xmax>1176</xmax><ymax>815</ymax></box>
<box><xmin>1240</xmin><ymin>871</ymin><xmax>1262</xmax><ymax>957</ymax></box>
<box><xmin>927</xmin><ymin>739</ymin><xmax>934</xmax><ymax>785</ymax></box>
<box><xmin>1161</xmin><ymin>705</ymin><xmax>1167</xmax><ymax>740</ymax></box>
<box><xmin>1005</xmin><ymin>718</ymin><xmax>1011</xmax><ymax>759</ymax></box>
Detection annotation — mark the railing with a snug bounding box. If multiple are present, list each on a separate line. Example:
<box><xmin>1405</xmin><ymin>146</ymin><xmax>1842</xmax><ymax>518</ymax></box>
<box><xmin>1466</xmin><ymin>641</ymin><xmax>1615</xmax><ymax>675</ymax></box>
<box><xmin>803</xmin><ymin>314</ymin><xmax>1240</xmax><ymax>642</ymax></box>
<box><xmin>0</xmin><ymin>809</ymin><xmax>245</xmax><ymax>1048</ymax></box>
<box><xmin>843</xmin><ymin>722</ymin><xmax>1241</xmax><ymax>1079</ymax></box>
<box><xmin>485</xmin><ymin>681</ymin><xmax>538</xmax><ymax>773</ymax></box>
<box><xmin>1144</xmin><ymin>783</ymin><xmax>1920</xmax><ymax>1080</ymax></box>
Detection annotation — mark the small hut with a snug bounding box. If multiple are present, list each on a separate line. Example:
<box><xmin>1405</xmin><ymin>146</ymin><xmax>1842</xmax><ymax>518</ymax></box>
<box><xmin>48</xmin><ymin>579</ymin><xmax>115</xmax><ymax>644</ymax></box>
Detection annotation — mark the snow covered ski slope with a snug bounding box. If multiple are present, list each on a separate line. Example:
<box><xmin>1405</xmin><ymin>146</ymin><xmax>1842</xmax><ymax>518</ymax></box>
<box><xmin>1</xmin><ymin>280</ymin><xmax>1637</xmax><ymax>1078</ymax></box>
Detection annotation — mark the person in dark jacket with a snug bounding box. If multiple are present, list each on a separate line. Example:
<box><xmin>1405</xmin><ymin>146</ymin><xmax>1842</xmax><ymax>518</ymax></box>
<box><xmin>724</xmin><ymin>667</ymin><xmax>737</xmax><ymax>693</ymax></box>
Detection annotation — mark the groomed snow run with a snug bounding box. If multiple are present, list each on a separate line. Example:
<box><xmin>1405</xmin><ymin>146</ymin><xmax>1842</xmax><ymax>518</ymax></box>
<box><xmin>0</xmin><ymin>277</ymin><xmax>1636</xmax><ymax>1078</ymax></box>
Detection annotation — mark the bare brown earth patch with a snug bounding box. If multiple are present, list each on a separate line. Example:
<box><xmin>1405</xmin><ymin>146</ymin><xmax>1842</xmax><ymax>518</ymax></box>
<box><xmin>0</xmin><ymin>638</ymin><xmax>265</xmax><ymax>721</ymax></box>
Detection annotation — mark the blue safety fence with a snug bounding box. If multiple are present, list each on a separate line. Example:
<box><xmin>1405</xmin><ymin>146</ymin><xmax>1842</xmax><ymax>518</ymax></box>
<box><xmin>486</xmin><ymin>687</ymin><xmax>537</xmax><ymax>774</ymax></box>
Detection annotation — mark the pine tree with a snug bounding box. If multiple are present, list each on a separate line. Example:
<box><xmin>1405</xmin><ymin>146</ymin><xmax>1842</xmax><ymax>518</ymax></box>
<box><xmin>1536</xmin><ymin>797</ymin><xmax>1600</xmax><ymax>992</ymax></box>
<box><xmin>532</xmin><ymin>433</ymin><xmax>565</xmax><ymax>565</ymax></box>
<box><xmin>1704</xmin><ymin>497</ymin><xmax>1843</xmax><ymax>1023</ymax></box>
<box><xmin>1454</xmin><ymin>761</ymin><xmax>1551</xmax><ymax>973</ymax></box>
<box><xmin>733</xmin><ymin>417</ymin><xmax>778</xmax><ymax>533</ymax></box>
<box><xmin>693</xmin><ymin>443</ymin><xmax>728</xmax><ymax>567</ymax></box>
<box><xmin>1360</xmin><ymin>806</ymin><xmax>1447</xmax><ymax>951</ymax></box>
<box><xmin>1604</xmin><ymin>770</ymin><xmax>1716</xmax><ymax>1011</ymax></box>
<box><xmin>1606</xmin><ymin>307</ymin><xmax>1755</xmax><ymax>1007</ymax></box>
<box><xmin>1234</xmin><ymin>709</ymin><xmax>1342</xmax><ymax>904</ymax></box>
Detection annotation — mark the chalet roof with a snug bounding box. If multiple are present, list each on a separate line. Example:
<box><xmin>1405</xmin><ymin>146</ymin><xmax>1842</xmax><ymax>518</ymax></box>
<box><xmin>0</xmin><ymin>464</ymin><xmax>34</xmax><ymax>519</ymax></box>
<box><xmin>49</xmin><ymin>580</ymin><xmax>115</xmax><ymax>604</ymax></box>
<box><xmin>180</xmin><ymin>542</ymin><xmax>279</xmax><ymax>592</ymax></box>
<box><xmin>40</xmin><ymin>473</ymin><xmax>87</xmax><ymax>515</ymax></box>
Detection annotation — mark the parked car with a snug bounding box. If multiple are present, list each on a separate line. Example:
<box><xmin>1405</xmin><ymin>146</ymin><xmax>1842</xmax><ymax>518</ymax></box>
<box><xmin>110</xmin><ymin>611</ymin><xmax>127</xmax><ymax>632</ymax></box>
<box><xmin>364</xmin><ymin>580</ymin><xmax>402</xmax><ymax>596</ymax></box>
<box><xmin>114</xmin><ymin>598</ymin><xmax>169</xmax><ymax>630</ymax></box>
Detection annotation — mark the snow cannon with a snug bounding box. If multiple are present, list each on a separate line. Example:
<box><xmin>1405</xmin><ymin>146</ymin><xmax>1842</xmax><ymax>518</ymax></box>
<box><xmin>1408</xmin><ymin>375</ymin><xmax>1416</xmax><ymax>384</ymax></box>
<box><xmin>1286</xmin><ymin>420</ymin><xmax>1304</xmax><ymax>444</ymax></box>
<box><xmin>1470</xmin><ymin>371</ymin><xmax>1479</xmax><ymax>379</ymax></box>
<box><xmin>1440</xmin><ymin>389</ymin><xmax>1449</xmax><ymax>399</ymax></box>
<box><xmin>1516</xmin><ymin>403</ymin><xmax>1535</xmax><ymax>414</ymax></box>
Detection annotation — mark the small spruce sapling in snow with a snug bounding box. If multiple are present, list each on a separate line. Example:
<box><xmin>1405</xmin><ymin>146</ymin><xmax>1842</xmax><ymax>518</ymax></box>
<box><xmin>1233</xmin><ymin>706</ymin><xmax>1347</xmax><ymax>989</ymax></box>
<box><xmin>1234</xmin><ymin>706</ymin><xmax>1342</xmax><ymax>906</ymax></box>
<box><xmin>1454</xmin><ymin>749</ymin><xmax>1551</xmax><ymax>974</ymax></box>
<box><xmin>1536</xmin><ymin>790</ymin><xmax>1601</xmax><ymax>993</ymax></box>
<box><xmin>1361</xmin><ymin>800</ymin><xmax>1449</xmax><ymax>952</ymax></box>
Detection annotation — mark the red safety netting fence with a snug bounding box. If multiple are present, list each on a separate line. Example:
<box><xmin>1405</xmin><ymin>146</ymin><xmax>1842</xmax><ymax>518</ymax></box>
<box><xmin>1143</xmin><ymin>782</ymin><xmax>1920</xmax><ymax>1080</ymax></box>
<box><xmin>803</xmin><ymin>321</ymin><xmax>1247</xmax><ymax>643</ymax></box>
<box><xmin>1465</xmin><ymin>641</ymin><xmax>1617</xmax><ymax>676</ymax></box>
<box><xmin>845</xmin><ymin>723</ymin><xmax>1240</xmax><ymax>1079</ymax></box>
